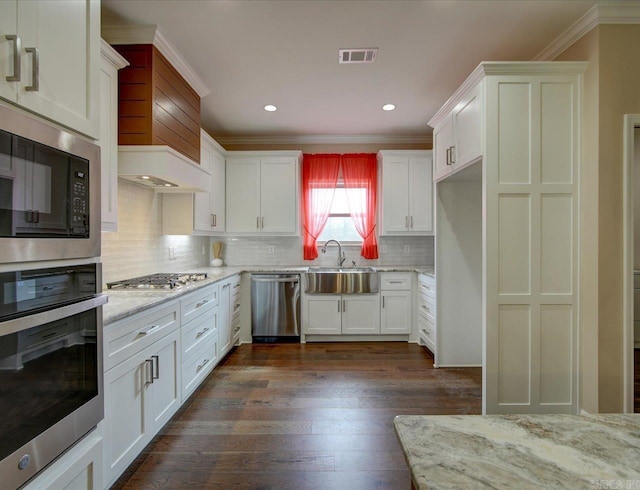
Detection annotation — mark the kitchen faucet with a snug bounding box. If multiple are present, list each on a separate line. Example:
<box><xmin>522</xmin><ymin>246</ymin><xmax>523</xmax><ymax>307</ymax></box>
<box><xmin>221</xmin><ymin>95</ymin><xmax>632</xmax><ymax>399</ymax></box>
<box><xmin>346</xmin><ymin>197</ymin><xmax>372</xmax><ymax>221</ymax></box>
<box><xmin>321</xmin><ymin>239</ymin><xmax>346</xmax><ymax>267</ymax></box>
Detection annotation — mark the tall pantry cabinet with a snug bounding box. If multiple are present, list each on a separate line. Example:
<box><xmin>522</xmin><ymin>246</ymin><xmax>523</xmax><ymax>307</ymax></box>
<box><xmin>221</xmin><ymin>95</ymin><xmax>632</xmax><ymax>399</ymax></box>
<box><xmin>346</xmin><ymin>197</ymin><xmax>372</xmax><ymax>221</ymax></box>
<box><xmin>430</xmin><ymin>62</ymin><xmax>586</xmax><ymax>415</ymax></box>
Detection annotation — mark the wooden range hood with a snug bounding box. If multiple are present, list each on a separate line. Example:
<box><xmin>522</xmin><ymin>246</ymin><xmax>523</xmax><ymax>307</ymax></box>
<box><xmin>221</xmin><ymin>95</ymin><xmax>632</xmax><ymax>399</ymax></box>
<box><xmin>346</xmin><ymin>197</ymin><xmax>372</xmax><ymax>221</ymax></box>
<box><xmin>103</xmin><ymin>26</ymin><xmax>211</xmax><ymax>191</ymax></box>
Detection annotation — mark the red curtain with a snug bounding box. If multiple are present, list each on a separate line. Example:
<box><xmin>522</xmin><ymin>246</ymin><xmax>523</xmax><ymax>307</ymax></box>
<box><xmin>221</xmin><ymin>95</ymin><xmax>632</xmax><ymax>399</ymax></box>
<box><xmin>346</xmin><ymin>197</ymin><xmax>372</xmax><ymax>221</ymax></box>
<box><xmin>341</xmin><ymin>153</ymin><xmax>379</xmax><ymax>259</ymax></box>
<box><xmin>302</xmin><ymin>154</ymin><xmax>341</xmax><ymax>260</ymax></box>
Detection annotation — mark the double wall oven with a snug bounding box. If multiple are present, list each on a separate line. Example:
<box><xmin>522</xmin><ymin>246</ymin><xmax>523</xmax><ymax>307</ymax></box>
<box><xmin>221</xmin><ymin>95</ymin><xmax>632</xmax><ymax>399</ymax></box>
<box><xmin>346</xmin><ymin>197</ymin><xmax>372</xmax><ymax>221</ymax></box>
<box><xmin>0</xmin><ymin>105</ymin><xmax>104</xmax><ymax>489</ymax></box>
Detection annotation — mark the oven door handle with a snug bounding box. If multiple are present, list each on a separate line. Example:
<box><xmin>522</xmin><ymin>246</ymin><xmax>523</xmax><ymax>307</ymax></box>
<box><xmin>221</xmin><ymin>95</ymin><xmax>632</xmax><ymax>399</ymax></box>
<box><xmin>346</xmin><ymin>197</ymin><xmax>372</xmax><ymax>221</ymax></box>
<box><xmin>0</xmin><ymin>295</ymin><xmax>108</xmax><ymax>336</ymax></box>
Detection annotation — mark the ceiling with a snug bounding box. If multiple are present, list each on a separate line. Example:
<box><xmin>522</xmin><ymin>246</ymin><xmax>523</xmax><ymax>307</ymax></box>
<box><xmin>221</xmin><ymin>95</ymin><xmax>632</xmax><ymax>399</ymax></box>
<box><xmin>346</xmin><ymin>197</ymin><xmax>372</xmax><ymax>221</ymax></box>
<box><xmin>101</xmin><ymin>0</ymin><xmax>597</xmax><ymax>145</ymax></box>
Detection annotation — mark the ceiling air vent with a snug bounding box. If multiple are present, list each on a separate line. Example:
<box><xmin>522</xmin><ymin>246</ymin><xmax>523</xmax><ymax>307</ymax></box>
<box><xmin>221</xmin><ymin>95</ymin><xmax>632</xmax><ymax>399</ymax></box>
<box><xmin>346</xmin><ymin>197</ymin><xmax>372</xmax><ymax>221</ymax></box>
<box><xmin>339</xmin><ymin>48</ymin><xmax>378</xmax><ymax>64</ymax></box>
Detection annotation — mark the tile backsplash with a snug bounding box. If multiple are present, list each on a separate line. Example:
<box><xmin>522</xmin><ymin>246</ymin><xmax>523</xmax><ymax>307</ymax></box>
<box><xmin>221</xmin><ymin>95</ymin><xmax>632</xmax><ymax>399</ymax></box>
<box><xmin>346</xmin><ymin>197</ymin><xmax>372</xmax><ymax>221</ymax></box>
<box><xmin>101</xmin><ymin>181</ymin><xmax>433</xmax><ymax>285</ymax></box>
<box><xmin>101</xmin><ymin>180</ymin><xmax>209</xmax><ymax>286</ymax></box>
<box><xmin>213</xmin><ymin>235</ymin><xmax>433</xmax><ymax>267</ymax></box>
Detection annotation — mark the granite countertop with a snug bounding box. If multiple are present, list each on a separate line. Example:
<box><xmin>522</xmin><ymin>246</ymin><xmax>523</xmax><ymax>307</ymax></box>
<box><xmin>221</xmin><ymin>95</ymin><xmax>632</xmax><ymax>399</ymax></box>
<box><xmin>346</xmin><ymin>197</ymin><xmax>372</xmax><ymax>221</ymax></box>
<box><xmin>394</xmin><ymin>414</ymin><xmax>640</xmax><ymax>490</ymax></box>
<box><xmin>103</xmin><ymin>264</ymin><xmax>434</xmax><ymax>326</ymax></box>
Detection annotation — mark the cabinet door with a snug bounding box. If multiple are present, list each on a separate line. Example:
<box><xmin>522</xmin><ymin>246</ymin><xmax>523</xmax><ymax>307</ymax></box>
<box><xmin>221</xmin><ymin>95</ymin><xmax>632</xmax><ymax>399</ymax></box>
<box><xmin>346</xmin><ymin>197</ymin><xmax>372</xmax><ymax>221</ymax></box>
<box><xmin>433</xmin><ymin>116</ymin><xmax>454</xmax><ymax>182</ymax></box>
<box><xmin>453</xmin><ymin>82</ymin><xmax>482</xmax><ymax>169</ymax></box>
<box><xmin>193</xmin><ymin>140</ymin><xmax>214</xmax><ymax>232</ymax></box>
<box><xmin>226</xmin><ymin>157</ymin><xmax>261</xmax><ymax>233</ymax></box>
<box><xmin>210</xmin><ymin>150</ymin><xmax>226</xmax><ymax>232</ymax></box>
<box><xmin>260</xmin><ymin>156</ymin><xmax>297</xmax><ymax>233</ymax></box>
<box><xmin>146</xmin><ymin>330</ymin><xmax>181</xmax><ymax>431</ymax></box>
<box><xmin>381</xmin><ymin>291</ymin><xmax>412</xmax><ymax>334</ymax></box>
<box><xmin>218</xmin><ymin>281</ymin><xmax>232</xmax><ymax>356</ymax></box>
<box><xmin>381</xmin><ymin>156</ymin><xmax>410</xmax><ymax>234</ymax></box>
<box><xmin>342</xmin><ymin>295</ymin><xmax>380</xmax><ymax>334</ymax></box>
<box><xmin>103</xmin><ymin>352</ymin><xmax>148</xmax><ymax>487</ymax></box>
<box><xmin>408</xmin><ymin>155</ymin><xmax>433</xmax><ymax>233</ymax></box>
<box><xmin>304</xmin><ymin>295</ymin><xmax>341</xmax><ymax>335</ymax></box>
<box><xmin>0</xmin><ymin>2</ymin><xmax>18</xmax><ymax>103</ymax></box>
<box><xmin>100</xmin><ymin>51</ymin><xmax>119</xmax><ymax>232</ymax></box>
<box><xmin>17</xmin><ymin>0</ymin><xmax>99</xmax><ymax>138</ymax></box>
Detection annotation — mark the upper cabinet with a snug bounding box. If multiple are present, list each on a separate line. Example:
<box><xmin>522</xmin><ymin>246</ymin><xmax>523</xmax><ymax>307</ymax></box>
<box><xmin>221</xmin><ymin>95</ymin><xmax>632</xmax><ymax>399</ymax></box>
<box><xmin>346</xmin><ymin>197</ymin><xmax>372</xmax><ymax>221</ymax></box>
<box><xmin>226</xmin><ymin>151</ymin><xmax>301</xmax><ymax>235</ymax></box>
<box><xmin>0</xmin><ymin>0</ymin><xmax>100</xmax><ymax>138</ymax></box>
<box><xmin>163</xmin><ymin>130</ymin><xmax>226</xmax><ymax>235</ymax></box>
<box><xmin>432</xmin><ymin>82</ymin><xmax>482</xmax><ymax>182</ymax></box>
<box><xmin>100</xmin><ymin>41</ymin><xmax>129</xmax><ymax>232</ymax></box>
<box><xmin>379</xmin><ymin>150</ymin><xmax>433</xmax><ymax>235</ymax></box>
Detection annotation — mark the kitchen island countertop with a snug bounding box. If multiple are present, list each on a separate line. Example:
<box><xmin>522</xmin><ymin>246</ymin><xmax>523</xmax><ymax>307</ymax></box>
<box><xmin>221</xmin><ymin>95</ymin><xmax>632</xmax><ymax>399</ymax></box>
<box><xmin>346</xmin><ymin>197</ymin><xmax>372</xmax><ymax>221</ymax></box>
<box><xmin>103</xmin><ymin>265</ymin><xmax>434</xmax><ymax>325</ymax></box>
<box><xmin>394</xmin><ymin>413</ymin><xmax>640</xmax><ymax>490</ymax></box>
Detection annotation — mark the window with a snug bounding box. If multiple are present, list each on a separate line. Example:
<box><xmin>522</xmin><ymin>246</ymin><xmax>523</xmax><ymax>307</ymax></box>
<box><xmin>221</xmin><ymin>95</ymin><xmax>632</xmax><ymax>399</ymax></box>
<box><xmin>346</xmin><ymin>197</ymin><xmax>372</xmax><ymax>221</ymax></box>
<box><xmin>317</xmin><ymin>182</ymin><xmax>364</xmax><ymax>243</ymax></box>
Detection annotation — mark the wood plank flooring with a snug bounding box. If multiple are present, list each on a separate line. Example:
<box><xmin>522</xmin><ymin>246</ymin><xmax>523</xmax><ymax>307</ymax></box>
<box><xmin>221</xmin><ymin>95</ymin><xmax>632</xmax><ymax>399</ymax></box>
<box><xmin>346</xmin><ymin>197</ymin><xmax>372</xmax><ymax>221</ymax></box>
<box><xmin>112</xmin><ymin>342</ymin><xmax>482</xmax><ymax>490</ymax></box>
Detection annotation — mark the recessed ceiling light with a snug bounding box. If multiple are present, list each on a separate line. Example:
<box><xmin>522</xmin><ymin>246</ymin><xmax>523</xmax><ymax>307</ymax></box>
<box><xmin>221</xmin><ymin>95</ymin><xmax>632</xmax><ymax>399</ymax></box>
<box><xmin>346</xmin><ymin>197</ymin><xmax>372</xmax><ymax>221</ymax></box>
<box><xmin>264</xmin><ymin>104</ymin><xmax>277</xmax><ymax>112</ymax></box>
<box><xmin>164</xmin><ymin>183</ymin><xmax>172</xmax><ymax>187</ymax></box>
<box><xmin>141</xmin><ymin>175</ymin><xmax>150</xmax><ymax>180</ymax></box>
<box><xmin>382</xmin><ymin>104</ymin><xmax>396</xmax><ymax>111</ymax></box>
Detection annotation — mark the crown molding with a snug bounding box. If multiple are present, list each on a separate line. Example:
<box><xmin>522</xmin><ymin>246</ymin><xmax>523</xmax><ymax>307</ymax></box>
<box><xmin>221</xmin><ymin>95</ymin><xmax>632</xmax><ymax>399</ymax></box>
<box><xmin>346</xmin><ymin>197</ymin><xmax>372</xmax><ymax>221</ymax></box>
<box><xmin>212</xmin><ymin>133</ymin><xmax>432</xmax><ymax>147</ymax></box>
<box><xmin>534</xmin><ymin>1</ymin><xmax>640</xmax><ymax>61</ymax></box>
<box><xmin>101</xmin><ymin>24</ymin><xmax>210</xmax><ymax>97</ymax></box>
<box><xmin>100</xmin><ymin>38</ymin><xmax>129</xmax><ymax>70</ymax></box>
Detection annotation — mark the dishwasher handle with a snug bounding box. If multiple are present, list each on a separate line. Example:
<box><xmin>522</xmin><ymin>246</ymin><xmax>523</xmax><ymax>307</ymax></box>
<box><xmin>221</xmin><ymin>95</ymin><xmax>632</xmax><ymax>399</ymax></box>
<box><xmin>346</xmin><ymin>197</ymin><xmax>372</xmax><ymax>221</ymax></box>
<box><xmin>251</xmin><ymin>276</ymin><xmax>299</xmax><ymax>284</ymax></box>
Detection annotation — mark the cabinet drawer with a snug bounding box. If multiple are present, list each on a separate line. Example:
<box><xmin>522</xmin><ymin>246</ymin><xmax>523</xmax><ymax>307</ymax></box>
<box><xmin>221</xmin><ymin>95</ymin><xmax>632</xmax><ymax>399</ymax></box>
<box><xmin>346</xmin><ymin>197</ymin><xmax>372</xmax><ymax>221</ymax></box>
<box><xmin>418</xmin><ymin>274</ymin><xmax>435</xmax><ymax>299</ymax></box>
<box><xmin>181</xmin><ymin>284</ymin><xmax>218</xmax><ymax>325</ymax></box>
<box><xmin>230</xmin><ymin>275</ymin><xmax>241</xmax><ymax>297</ymax></box>
<box><xmin>182</xmin><ymin>306</ymin><xmax>218</xmax><ymax>360</ymax></box>
<box><xmin>417</xmin><ymin>293</ymin><xmax>435</xmax><ymax>323</ymax></box>
<box><xmin>104</xmin><ymin>300</ymin><xmax>180</xmax><ymax>371</ymax></box>
<box><xmin>380</xmin><ymin>273</ymin><xmax>412</xmax><ymax>290</ymax></box>
<box><xmin>181</xmin><ymin>333</ymin><xmax>218</xmax><ymax>400</ymax></box>
<box><xmin>418</xmin><ymin>314</ymin><xmax>435</xmax><ymax>352</ymax></box>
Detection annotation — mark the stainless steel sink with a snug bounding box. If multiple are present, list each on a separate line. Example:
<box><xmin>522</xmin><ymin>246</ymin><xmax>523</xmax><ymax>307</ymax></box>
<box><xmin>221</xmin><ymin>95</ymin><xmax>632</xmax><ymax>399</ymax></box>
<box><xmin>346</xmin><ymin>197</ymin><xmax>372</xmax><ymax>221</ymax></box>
<box><xmin>305</xmin><ymin>267</ymin><xmax>379</xmax><ymax>294</ymax></box>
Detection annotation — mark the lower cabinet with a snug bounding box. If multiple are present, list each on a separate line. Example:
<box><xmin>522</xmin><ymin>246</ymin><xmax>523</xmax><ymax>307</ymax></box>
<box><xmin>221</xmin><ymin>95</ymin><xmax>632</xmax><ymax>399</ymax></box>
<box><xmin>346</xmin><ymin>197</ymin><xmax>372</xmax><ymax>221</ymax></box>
<box><xmin>417</xmin><ymin>274</ymin><xmax>437</xmax><ymax>355</ymax></box>
<box><xmin>304</xmin><ymin>294</ymin><xmax>380</xmax><ymax>335</ymax></box>
<box><xmin>103</xmin><ymin>329</ymin><xmax>180</xmax><ymax>488</ymax></box>
<box><xmin>380</xmin><ymin>273</ymin><xmax>413</xmax><ymax>334</ymax></box>
<box><xmin>23</xmin><ymin>429</ymin><xmax>103</xmax><ymax>490</ymax></box>
<box><xmin>218</xmin><ymin>274</ymin><xmax>241</xmax><ymax>356</ymax></box>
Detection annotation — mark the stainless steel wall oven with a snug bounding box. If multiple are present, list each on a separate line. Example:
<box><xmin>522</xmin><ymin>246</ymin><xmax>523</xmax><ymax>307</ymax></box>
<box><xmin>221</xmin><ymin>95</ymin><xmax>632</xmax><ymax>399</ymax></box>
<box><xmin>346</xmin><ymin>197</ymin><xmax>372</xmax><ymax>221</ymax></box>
<box><xmin>0</xmin><ymin>263</ymin><xmax>106</xmax><ymax>489</ymax></box>
<box><xmin>0</xmin><ymin>104</ymin><xmax>100</xmax><ymax>264</ymax></box>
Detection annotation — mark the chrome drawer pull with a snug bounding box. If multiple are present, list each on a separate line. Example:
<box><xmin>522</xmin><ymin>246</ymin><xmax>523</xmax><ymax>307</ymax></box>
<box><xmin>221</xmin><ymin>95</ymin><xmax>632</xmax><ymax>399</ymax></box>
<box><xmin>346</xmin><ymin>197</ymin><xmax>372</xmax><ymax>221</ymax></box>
<box><xmin>25</xmin><ymin>47</ymin><xmax>39</xmax><ymax>92</ymax></box>
<box><xmin>145</xmin><ymin>359</ymin><xmax>154</xmax><ymax>384</ymax></box>
<box><xmin>195</xmin><ymin>299</ymin><xmax>209</xmax><ymax>309</ymax></box>
<box><xmin>139</xmin><ymin>324</ymin><xmax>159</xmax><ymax>336</ymax></box>
<box><xmin>5</xmin><ymin>35</ymin><xmax>21</xmax><ymax>82</ymax></box>
<box><xmin>196</xmin><ymin>327</ymin><xmax>210</xmax><ymax>338</ymax></box>
<box><xmin>197</xmin><ymin>359</ymin><xmax>210</xmax><ymax>371</ymax></box>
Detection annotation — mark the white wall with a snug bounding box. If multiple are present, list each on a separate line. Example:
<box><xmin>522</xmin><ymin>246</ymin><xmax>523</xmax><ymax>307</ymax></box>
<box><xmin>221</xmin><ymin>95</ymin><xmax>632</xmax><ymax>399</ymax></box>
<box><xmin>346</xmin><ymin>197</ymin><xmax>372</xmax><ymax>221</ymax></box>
<box><xmin>101</xmin><ymin>180</ymin><xmax>209</xmax><ymax>286</ymax></box>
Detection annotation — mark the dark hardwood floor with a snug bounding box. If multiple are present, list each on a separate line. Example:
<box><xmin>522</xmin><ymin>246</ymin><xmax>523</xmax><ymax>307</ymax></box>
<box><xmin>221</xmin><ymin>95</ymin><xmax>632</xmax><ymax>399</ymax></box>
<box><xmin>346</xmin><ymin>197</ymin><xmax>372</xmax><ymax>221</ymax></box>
<box><xmin>112</xmin><ymin>342</ymin><xmax>482</xmax><ymax>490</ymax></box>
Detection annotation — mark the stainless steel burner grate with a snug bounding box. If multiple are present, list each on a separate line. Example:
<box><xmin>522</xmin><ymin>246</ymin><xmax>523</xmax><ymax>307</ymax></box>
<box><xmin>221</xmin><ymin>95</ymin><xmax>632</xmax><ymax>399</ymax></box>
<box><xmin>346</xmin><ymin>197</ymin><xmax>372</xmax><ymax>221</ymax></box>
<box><xmin>106</xmin><ymin>272</ymin><xmax>208</xmax><ymax>290</ymax></box>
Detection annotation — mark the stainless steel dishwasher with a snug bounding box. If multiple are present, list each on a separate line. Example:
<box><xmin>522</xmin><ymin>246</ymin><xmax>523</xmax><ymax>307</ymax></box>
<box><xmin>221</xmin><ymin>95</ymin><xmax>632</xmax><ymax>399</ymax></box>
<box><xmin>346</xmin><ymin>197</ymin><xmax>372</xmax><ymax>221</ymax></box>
<box><xmin>251</xmin><ymin>274</ymin><xmax>300</xmax><ymax>342</ymax></box>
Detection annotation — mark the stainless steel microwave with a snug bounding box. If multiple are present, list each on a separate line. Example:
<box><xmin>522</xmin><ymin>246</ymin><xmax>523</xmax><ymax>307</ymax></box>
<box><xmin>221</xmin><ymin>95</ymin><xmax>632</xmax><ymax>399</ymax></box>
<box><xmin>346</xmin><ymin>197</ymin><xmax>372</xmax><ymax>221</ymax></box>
<box><xmin>0</xmin><ymin>105</ymin><xmax>100</xmax><ymax>264</ymax></box>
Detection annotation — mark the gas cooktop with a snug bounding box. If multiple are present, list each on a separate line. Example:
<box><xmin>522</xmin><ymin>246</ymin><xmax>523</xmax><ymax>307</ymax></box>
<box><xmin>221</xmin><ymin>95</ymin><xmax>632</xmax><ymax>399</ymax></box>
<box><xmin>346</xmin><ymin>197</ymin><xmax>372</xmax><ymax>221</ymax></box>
<box><xmin>106</xmin><ymin>272</ymin><xmax>208</xmax><ymax>290</ymax></box>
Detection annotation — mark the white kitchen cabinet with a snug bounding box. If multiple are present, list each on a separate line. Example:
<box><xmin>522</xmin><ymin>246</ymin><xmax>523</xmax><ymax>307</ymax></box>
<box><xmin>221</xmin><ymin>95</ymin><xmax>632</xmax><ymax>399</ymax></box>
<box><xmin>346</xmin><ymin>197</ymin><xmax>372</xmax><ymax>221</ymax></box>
<box><xmin>379</xmin><ymin>151</ymin><xmax>433</xmax><ymax>235</ymax></box>
<box><xmin>0</xmin><ymin>0</ymin><xmax>100</xmax><ymax>138</ymax></box>
<box><xmin>100</xmin><ymin>40</ymin><xmax>128</xmax><ymax>232</ymax></box>
<box><xmin>104</xmin><ymin>302</ymin><xmax>181</xmax><ymax>488</ymax></box>
<box><xmin>433</xmin><ymin>82</ymin><xmax>482</xmax><ymax>182</ymax></box>
<box><xmin>218</xmin><ymin>274</ymin><xmax>241</xmax><ymax>356</ymax></box>
<box><xmin>380</xmin><ymin>273</ymin><xmax>413</xmax><ymax>335</ymax></box>
<box><xmin>226</xmin><ymin>151</ymin><xmax>301</xmax><ymax>234</ymax></box>
<box><xmin>22</xmin><ymin>429</ymin><xmax>103</xmax><ymax>490</ymax></box>
<box><xmin>163</xmin><ymin>130</ymin><xmax>226</xmax><ymax>235</ymax></box>
<box><xmin>304</xmin><ymin>294</ymin><xmax>380</xmax><ymax>335</ymax></box>
<box><xmin>430</xmin><ymin>62</ymin><xmax>585</xmax><ymax>414</ymax></box>
<box><xmin>417</xmin><ymin>273</ymin><xmax>436</xmax><ymax>354</ymax></box>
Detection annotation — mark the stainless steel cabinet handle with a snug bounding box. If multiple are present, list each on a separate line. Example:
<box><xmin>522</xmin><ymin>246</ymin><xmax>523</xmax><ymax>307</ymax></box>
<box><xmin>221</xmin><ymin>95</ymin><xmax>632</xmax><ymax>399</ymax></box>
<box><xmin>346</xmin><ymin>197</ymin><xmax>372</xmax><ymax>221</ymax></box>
<box><xmin>139</xmin><ymin>324</ymin><xmax>159</xmax><ymax>336</ymax></box>
<box><xmin>145</xmin><ymin>359</ymin><xmax>154</xmax><ymax>384</ymax></box>
<box><xmin>222</xmin><ymin>283</ymin><xmax>230</xmax><ymax>288</ymax></box>
<box><xmin>446</xmin><ymin>147</ymin><xmax>452</xmax><ymax>166</ymax></box>
<box><xmin>25</xmin><ymin>47</ymin><xmax>39</xmax><ymax>92</ymax></box>
<box><xmin>342</xmin><ymin>299</ymin><xmax>346</xmax><ymax>312</ymax></box>
<box><xmin>338</xmin><ymin>300</ymin><xmax>340</xmax><ymax>313</ymax></box>
<box><xmin>214</xmin><ymin>214</ymin><xmax>217</xmax><ymax>227</ymax></box>
<box><xmin>195</xmin><ymin>299</ymin><xmax>209</xmax><ymax>309</ymax></box>
<box><xmin>405</xmin><ymin>216</ymin><xmax>409</xmax><ymax>229</ymax></box>
<box><xmin>449</xmin><ymin>146</ymin><xmax>456</xmax><ymax>164</ymax></box>
<box><xmin>389</xmin><ymin>280</ymin><xmax>402</xmax><ymax>284</ymax></box>
<box><xmin>257</xmin><ymin>217</ymin><xmax>260</xmax><ymax>229</ymax></box>
<box><xmin>233</xmin><ymin>283</ymin><xmax>241</xmax><ymax>289</ymax></box>
<box><xmin>196</xmin><ymin>327</ymin><xmax>210</xmax><ymax>338</ymax></box>
<box><xmin>261</xmin><ymin>217</ymin><xmax>264</xmax><ymax>229</ymax></box>
<box><xmin>5</xmin><ymin>35</ymin><xmax>21</xmax><ymax>82</ymax></box>
<box><xmin>382</xmin><ymin>296</ymin><xmax>385</xmax><ymax>308</ymax></box>
<box><xmin>152</xmin><ymin>355</ymin><xmax>160</xmax><ymax>380</ymax></box>
<box><xmin>197</xmin><ymin>359</ymin><xmax>210</xmax><ymax>372</ymax></box>
<box><xmin>410</xmin><ymin>216</ymin><xmax>413</xmax><ymax>229</ymax></box>
<box><xmin>211</xmin><ymin>214</ymin><xmax>215</xmax><ymax>227</ymax></box>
